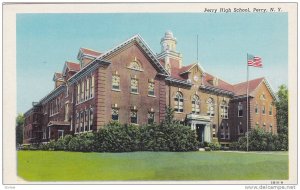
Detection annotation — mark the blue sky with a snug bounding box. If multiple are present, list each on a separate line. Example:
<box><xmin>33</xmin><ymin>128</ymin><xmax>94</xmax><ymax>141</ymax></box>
<box><xmin>17</xmin><ymin>13</ymin><xmax>288</xmax><ymax>113</ymax></box>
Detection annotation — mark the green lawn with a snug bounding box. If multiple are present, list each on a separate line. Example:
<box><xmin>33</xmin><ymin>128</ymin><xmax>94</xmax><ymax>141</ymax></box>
<box><xmin>17</xmin><ymin>151</ymin><xmax>288</xmax><ymax>181</ymax></box>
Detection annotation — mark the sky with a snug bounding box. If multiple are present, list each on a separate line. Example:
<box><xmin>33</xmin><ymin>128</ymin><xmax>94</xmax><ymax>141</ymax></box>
<box><xmin>17</xmin><ymin>13</ymin><xmax>288</xmax><ymax>114</ymax></box>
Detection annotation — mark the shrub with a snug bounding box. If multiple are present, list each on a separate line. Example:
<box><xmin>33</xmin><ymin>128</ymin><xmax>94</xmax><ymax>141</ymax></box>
<box><xmin>204</xmin><ymin>147</ymin><xmax>211</xmax><ymax>151</ymax></box>
<box><xmin>229</xmin><ymin>142</ymin><xmax>239</xmax><ymax>150</ymax></box>
<box><xmin>94</xmin><ymin>123</ymin><xmax>141</xmax><ymax>152</ymax></box>
<box><xmin>233</xmin><ymin>128</ymin><xmax>286</xmax><ymax>151</ymax></box>
<box><xmin>208</xmin><ymin>142</ymin><xmax>221</xmax><ymax>151</ymax></box>
<box><xmin>140</xmin><ymin>121</ymin><xmax>199</xmax><ymax>152</ymax></box>
<box><xmin>68</xmin><ymin>132</ymin><xmax>95</xmax><ymax>152</ymax></box>
<box><xmin>38</xmin><ymin>143</ymin><xmax>50</xmax><ymax>150</ymax></box>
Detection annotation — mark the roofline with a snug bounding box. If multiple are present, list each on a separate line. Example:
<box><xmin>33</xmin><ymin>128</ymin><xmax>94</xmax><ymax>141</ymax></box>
<box><xmin>24</xmin><ymin>108</ymin><xmax>33</xmax><ymax>117</ymax></box>
<box><xmin>39</xmin><ymin>84</ymin><xmax>66</xmax><ymax>104</ymax></box>
<box><xmin>200</xmin><ymin>85</ymin><xmax>234</xmax><ymax>96</ymax></box>
<box><xmin>166</xmin><ymin>77</ymin><xmax>192</xmax><ymax>87</ymax></box>
<box><xmin>94</xmin><ymin>34</ymin><xmax>169</xmax><ymax>76</ymax></box>
<box><xmin>251</xmin><ymin>78</ymin><xmax>278</xmax><ymax>101</ymax></box>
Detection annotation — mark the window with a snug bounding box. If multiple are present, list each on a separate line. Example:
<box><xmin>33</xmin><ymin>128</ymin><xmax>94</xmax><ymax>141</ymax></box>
<box><xmin>89</xmin><ymin>108</ymin><xmax>93</xmax><ymax>131</ymax></box>
<box><xmin>269</xmin><ymin>105</ymin><xmax>273</xmax><ymax>115</ymax></box>
<box><xmin>226</xmin><ymin>133</ymin><xmax>230</xmax><ymax>139</ymax></box>
<box><xmin>81</xmin><ymin>81</ymin><xmax>84</xmax><ymax>102</ymax></box>
<box><xmin>76</xmin><ymin>112</ymin><xmax>79</xmax><ymax>133</ymax></box>
<box><xmin>85</xmin><ymin>110</ymin><xmax>88</xmax><ymax>131</ymax></box>
<box><xmin>131</xmin><ymin>78</ymin><xmax>138</xmax><ymax>93</ymax></box>
<box><xmin>207</xmin><ymin>98</ymin><xmax>215</xmax><ymax>117</ymax></box>
<box><xmin>220</xmin><ymin>100</ymin><xmax>228</xmax><ymax>119</ymax></box>
<box><xmin>212</xmin><ymin>124</ymin><xmax>216</xmax><ymax>138</ymax></box>
<box><xmin>43</xmin><ymin>128</ymin><xmax>46</xmax><ymax>139</ymax></box>
<box><xmin>148</xmin><ymin>112</ymin><xmax>155</xmax><ymax>124</ymax></box>
<box><xmin>130</xmin><ymin>110</ymin><xmax>138</xmax><ymax>124</ymax></box>
<box><xmin>112</xmin><ymin>75</ymin><xmax>120</xmax><ymax>90</ymax></box>
<box><xmin>262</xmin><ymin>105</ymin><xmax>266</xmax><ymax>115</ymax></box>
<box><xmin>270</xmin><ymin>124</ymin><xmax>273</xmax><ymax>133</ymax></box>
<box><xmin>80</xmin><ymin>111</ymin><xmax>84</xmax><ymax>132</ymax></box>
<box><xmin>129</xmin><ymin>60</ymin><xmax>141</xmax><ymax>71</ymax></box>
<box><xmin>65</xmin><ymin>104</ymin><xmax>69</xmax><ymax>122</ymax></box>
<box><xmin>90</xmin><ymin>75</ymin><xmax>94</xmax><ymax>98</ymax></box>
<box><xmin>85</xmin><ymin>79</ymin><xmax>89</xmax><ymax>100</ymax></box>
<box><xmin>174</xmin><ymin>92</ymin><xmax>184</xmax><ymax>112</ymax></box>
<box><xmin>255</xmin><ymin>104</ymin><xmax>259</xmax><ymax>114</ymax></box>
<box><xmin>148</xmin><ymin>80</ymin><xmax>155</xmax><ymax>96</ymax></box>
<box><xmin>70</xmin><ymin>116</ymin><xmax>73</xmax><ymax>131</ymax></box>
<box><xmin>221</xmin><ymin>123</ymin><xmax>224</xmax><ymax>130</ymax></box>
<box><xmin>112</xmin><ymin>108</ymin><xmax>119</xmax><ymax>121</ymax></box>
<box><xmin>238</xmin><ymin>102</ymin><xmax>243</xmax><ymax>117</ymax></box>
<box><xmin>192</xmin><ymin>95</ymin><xmax>200</xmax><ymax>114</ymax></box>
<box><xmin>58</xmin><ymin>130</ymin><xmax>64</xmax><ymax>139</ymax></box>
<box><xmin>220</xmin><ymin>133</ymin><xmax>225</xmax><ymax>139</ymax></box>
<box><xmin>77</xmin><ymin>84</ymin><xmax>80</xmax><ymax>104</ymax></box>
<box><xmin>260</xmin><ymin>93</ymin><xmax>266</xmax><ymax>100</ymax></box>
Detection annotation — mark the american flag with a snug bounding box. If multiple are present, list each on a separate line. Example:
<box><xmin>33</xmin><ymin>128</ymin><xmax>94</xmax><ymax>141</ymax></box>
<box><xmin>248</xmin><ymin>54</ymin><xmax>262</xmax><ymax>67</ymax></box>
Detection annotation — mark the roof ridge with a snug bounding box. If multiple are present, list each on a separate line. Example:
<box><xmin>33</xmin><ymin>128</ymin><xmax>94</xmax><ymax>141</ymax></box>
<box><xmin>80</xmin><ymin>47</ymin><xmax>101</xmax><ymax>53</ymax></box>
<box><xmin>66</xmin><ymin>60</ymin><xmax>79</xmax><ymax>64</ymax></box>
<box><xmin>233</xmin><ymin>77</ymin><xmax>265</xmax><ymax>86</ymax></box>
<box><xmin>204</xmin><ymin>72</ymin><xmax>233</xmax><ymax>85</ymax></box>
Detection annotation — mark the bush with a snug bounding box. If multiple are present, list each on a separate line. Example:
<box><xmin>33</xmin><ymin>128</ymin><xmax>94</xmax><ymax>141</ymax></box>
<box><xmin>233</xmin><ymin>128</ymin><xmax>286</xmax><ymax>151</ymax></box>
<box><xmin>68</xmin><ymin>132</ymin><xmax>95</xmax><ymax>152</ymax></box>
<box><xmin>38</xmin><ymin>143</ymin><xmax>50</xmax><ymax>150</ymax></box>
<box><xmin>204</xmin><ymin>147</ymin><xmax>211</xmax><ymax>151</ymax></box>
<box><xmin>229</xmin><ymin>142</ymin><xmax>239</xmax><ymax>151</ymax></box>
<box><xmin>208</xmin><ymin>142</ymin><xmax>221</xmax><ymax>151</ymax></box>
<box><xmin>140</xmin><ymin>121</ymin><xmax>199</xmax><ymax>152</ymax></box>
<box><xmin>94</xmin><ymin>123</ymin><xmax>141</xmax><ymax>152</ymax></box>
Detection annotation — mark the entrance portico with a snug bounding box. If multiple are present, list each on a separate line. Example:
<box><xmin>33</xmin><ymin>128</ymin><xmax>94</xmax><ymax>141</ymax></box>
<box><xmin>186</xmin><ymin>114</ymin><xmax>211</xmax><ymax>143</ymax></box>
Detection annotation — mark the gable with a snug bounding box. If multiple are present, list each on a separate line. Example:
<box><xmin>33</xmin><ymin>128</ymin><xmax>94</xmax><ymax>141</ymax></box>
<box><xmin>95</xmin><ymin>35</ymin><xmax>169</xmax><ymax>76</ymax></box>
<box><xmin>107</xmin><ymin>43</ymin><xmax>162</xmax><ymax>76</ymax></box>
<box><xmin>252</xmin><ymin>79</ymin><xmax>277</xmax><ymax>101</ymax></box>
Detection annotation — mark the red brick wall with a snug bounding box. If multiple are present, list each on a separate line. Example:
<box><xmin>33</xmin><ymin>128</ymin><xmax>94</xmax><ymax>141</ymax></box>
<box><xmin>94</xmin><ymin>43</ymin><xmax>164</xmax><ymax>126</ymax></box>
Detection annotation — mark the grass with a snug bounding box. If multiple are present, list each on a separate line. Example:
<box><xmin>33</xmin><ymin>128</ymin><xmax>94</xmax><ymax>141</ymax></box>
<box><xmin>17</xmin><ymin>151</ymin><xmax>288</xmax><ymax>181</ymax></box>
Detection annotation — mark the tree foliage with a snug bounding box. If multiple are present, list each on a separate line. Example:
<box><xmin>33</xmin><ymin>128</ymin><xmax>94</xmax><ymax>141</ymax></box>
<box><xmin>16</xmin><ymin>113</ymin><xmax>25</xmax><ymax>145</ymax></box>
<box><xmin>275</xmin><ymin>85</ymin><xmax>288</xmax><ymax>150</ymax></box>
<box><xmin>275</xmin><ymin>85</ymin><xmax>288</xmax><ymax>130</ymax></box>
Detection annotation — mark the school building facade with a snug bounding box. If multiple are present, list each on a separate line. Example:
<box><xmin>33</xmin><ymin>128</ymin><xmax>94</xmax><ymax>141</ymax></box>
<box><xmin>23</xmin><ymin>31</ymin><xmax>277</xmax><ymax>146</ymax></box>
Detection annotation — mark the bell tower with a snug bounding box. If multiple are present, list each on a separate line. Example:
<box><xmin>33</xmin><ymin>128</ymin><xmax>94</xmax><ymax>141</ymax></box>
<box><xmin>157</xmin><ymin>31</ymin><xmax>183</xmax><ymax>73</ymax></box>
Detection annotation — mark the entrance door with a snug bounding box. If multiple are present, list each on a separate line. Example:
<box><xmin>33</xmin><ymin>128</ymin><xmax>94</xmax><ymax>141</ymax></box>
<box><xmin>196</xmin><ymin>124</ymin><xmax>205</xmax><ymax>142</ymax></box>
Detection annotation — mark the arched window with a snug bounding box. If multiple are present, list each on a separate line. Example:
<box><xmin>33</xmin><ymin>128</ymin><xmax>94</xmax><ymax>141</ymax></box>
<box><xmin>192</xmin><ymin>95</ymin><xmax>200</xmax><ymax>114</ymax></box>
<box><xmin>207</xmin><ymin>98</ymin><xmax>215</xmax><ymax>117</ymax></box>
<box><xmin>220</xmin><ymin>100</ymin><xmax>228</xmax><ymax>119</ymax></box>
<box><xmin>174</xmin><ymin>92</ymin><xmax>184</xmax><ymax>112</ymax></box>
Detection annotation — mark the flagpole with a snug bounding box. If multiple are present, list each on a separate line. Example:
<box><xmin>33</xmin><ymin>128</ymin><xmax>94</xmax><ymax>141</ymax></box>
<box><xmin>246</xmin><ymin>53</ymin><xmax>250</xmax><ymax>152</ymax></box>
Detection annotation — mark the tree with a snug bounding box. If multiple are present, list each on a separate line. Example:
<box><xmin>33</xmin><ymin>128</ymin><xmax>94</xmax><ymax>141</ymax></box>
<box><xmin>16</xmin><ymin>113</ymin><xmax>25</xmax><ymax>145</ymax></box>
<box><xmin>275</xmin><ymin>85</ymin><xmax>288</xmax><ymax>150</ymax></box>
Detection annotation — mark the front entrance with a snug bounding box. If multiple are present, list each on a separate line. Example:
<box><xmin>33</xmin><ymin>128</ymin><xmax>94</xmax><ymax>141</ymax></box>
<box><xmin>187</xmin><ymin>113</ymin><xmax>211</xmax><ymax>143</ymax></box>
<box><xmin>196</xmin><ymin>124</ymin><xmax>205</xmax><ymax>142</ymax></box>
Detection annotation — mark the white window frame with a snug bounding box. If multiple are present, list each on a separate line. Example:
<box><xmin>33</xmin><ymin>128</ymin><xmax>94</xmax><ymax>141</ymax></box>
<box><xmin>207</xmin><ymin>98</ymin><xmax>215</xmax><ymax>117</ymax></box>
<box><xmin>192</xmin><ymin>95</ymin><xmax>200</xmax><ymax>114</ymax></box>
<box><xmin>58</xmin><ymin>130</ymin><xmax>64</xmax><ymax>139</ymax></box>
